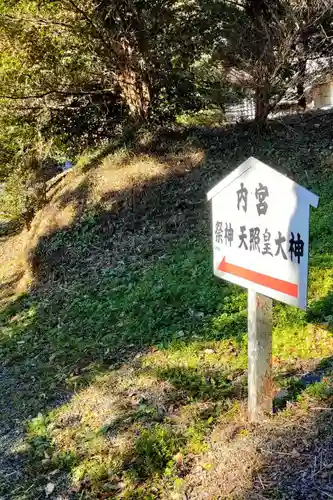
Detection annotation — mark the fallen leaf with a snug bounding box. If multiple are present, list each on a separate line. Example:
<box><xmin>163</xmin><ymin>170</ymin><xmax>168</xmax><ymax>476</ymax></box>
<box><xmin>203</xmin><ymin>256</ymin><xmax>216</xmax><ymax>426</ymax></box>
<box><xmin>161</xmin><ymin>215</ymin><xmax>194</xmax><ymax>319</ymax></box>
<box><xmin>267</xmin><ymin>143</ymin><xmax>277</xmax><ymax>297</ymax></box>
<box><xmin>45</xmin><ymin>482</ymin><xmax>55</xmax><ymax>496</ymax></box>
<box><xmin>173</xmin><ymin>452</ymin><xmax>183</xmax><ymax>464</ymax></box>
<box><xmin>109</xmin><ymin>482</ymin><xmax>125</xmax><ymax>490</ymax></box>
<box><xmin>48</xmin><ymin>469</ymin><xmax>59</xmax><ymax>476</ymax></box>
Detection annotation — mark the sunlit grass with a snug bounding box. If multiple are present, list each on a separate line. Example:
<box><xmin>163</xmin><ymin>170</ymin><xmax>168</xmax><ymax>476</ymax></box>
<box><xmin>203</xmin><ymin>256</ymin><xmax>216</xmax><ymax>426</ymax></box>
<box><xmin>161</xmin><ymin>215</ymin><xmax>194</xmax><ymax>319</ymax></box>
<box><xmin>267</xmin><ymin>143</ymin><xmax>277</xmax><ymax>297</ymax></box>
<box><xmin>2</xmin><ymin>217</ymin><xmax>333</xmax><ymax>496</ymax></box>
<box><xmin>1</xmin><ymin>123</ymin><xmax>333</xmax><ymax>498</ymax></box>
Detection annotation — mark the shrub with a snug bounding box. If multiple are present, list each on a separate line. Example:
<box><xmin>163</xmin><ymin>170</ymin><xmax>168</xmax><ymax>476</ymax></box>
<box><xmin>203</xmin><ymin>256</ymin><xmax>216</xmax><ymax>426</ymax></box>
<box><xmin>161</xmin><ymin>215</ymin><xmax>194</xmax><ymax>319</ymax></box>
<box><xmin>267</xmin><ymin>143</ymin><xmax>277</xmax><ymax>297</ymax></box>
<box><xmin>0</xmin><ymin>150</ymin><xmax>58</xmax><ymax>229</ymax></box>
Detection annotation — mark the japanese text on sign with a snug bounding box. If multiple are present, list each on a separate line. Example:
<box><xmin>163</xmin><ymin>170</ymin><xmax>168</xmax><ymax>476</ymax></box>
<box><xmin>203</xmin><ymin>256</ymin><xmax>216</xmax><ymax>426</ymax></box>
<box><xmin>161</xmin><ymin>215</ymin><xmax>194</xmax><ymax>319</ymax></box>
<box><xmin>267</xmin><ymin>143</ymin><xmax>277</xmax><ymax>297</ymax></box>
<box><xmin>237</xmin><ymin>182</ymin><xmax>269</xmax><ymax>216</ymax></box>
<box><xmin>215</xmin><ymin>222</ymin><xmax>304</xmax><ymax>263</ymax></box>
<box><xmin>207</xmin><ymin>156</ymin><xmax>319</xmax><ymax>310</ymax></box>
<box><xmin>216</xmin><ymin>181</ymin><xmax>305</xmax><ymax>264</ymax></box>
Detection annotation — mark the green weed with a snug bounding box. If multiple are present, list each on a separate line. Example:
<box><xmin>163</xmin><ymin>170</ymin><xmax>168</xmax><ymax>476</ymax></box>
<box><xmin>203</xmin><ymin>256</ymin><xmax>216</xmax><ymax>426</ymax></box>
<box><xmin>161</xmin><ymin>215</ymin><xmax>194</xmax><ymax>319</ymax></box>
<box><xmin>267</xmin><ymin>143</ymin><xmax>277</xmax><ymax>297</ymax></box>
<box><xmin>133</xmin><ymin>424</ymin><xmax>185</xmax><ymax>477</ymax></box>
<box><xmin>2</xmin><ymin>122</ymin><xmax>333</xmax><ymax>498</ymax></box>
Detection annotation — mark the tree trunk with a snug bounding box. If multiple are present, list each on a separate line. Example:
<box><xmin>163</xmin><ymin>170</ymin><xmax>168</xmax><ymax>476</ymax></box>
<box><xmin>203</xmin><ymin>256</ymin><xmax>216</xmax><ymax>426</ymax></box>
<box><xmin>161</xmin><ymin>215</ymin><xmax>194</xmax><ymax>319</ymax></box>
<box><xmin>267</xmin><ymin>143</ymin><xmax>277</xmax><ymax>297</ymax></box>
<box><xmin>255</xmin><ymin>84</ymin><xmax>270</xmax><ymax>124</ymax></box>
<box><xmin>297</xmin><ymin>38</ymin><xmax>309</xmax><ymax>111</ymax></box>
<box><xmin>117</xmin><ymin>66</ymin><xmax>151</xmax><ymax>121</ymax></box>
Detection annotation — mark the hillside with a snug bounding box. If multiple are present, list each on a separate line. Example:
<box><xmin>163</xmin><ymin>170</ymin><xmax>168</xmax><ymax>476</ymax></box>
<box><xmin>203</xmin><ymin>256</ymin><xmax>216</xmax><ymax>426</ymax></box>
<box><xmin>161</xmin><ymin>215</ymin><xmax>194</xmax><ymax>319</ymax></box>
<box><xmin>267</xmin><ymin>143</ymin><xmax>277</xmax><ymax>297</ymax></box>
<box><xmin>1</xmin><ymin>114</ymin><xmax>333</xmax><ymax>499</ymax></box>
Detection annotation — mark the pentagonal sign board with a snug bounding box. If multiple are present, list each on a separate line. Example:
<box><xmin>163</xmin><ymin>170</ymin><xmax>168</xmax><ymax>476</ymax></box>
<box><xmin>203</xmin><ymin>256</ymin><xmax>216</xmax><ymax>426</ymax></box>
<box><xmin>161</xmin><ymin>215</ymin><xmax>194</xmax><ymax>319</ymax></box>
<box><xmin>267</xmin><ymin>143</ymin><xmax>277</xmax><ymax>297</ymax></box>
<box><xmin>207</xmin><ymin>157</ymin><xmax>319</xmax><ymax>309</ymax></box>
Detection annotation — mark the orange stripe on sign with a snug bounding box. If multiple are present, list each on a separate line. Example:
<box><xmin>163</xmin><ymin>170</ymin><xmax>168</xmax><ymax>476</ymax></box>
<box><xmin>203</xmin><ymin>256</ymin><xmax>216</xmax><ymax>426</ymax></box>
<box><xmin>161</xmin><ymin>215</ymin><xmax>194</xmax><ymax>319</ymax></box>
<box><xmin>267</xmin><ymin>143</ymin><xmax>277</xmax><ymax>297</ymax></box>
<box><xmin>218</xmin><ymin>257</ymin><xmax>298</xmax><ymax>298</ymax></box>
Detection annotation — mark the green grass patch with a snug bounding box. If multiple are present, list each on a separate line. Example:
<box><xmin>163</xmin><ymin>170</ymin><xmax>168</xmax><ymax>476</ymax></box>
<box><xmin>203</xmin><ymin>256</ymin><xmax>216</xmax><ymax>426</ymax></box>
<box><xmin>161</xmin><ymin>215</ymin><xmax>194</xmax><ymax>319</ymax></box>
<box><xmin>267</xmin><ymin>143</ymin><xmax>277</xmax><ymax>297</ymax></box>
<box><xmin>2</xmin><ymin>121</ymin><xmax>333</xmax><ymax>498</ymax></box>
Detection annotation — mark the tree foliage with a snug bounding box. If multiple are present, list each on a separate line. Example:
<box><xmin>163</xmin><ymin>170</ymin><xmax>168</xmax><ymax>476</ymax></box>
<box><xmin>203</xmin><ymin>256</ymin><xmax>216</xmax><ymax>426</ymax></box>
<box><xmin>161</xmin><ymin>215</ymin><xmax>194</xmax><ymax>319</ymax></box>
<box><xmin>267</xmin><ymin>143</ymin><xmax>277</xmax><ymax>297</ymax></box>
<box><xmin>0</xmin><ymin>0</ymin><xmax>333</xmax><ymax>191</ymax></box>
<box><xmin>212</xmin><ymin>0</ymin><xmax>333</xmax><ymax>122</ymax></box>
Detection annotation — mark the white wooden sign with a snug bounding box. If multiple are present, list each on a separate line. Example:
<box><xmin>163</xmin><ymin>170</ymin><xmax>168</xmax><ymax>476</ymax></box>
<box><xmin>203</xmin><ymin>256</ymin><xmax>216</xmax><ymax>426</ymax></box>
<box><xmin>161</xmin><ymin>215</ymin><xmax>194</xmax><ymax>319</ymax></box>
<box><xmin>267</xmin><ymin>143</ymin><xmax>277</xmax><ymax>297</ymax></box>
<box><xmin>207</xmin><ymin>157</ymin><xmax>319</xmax><ymax>309</ymax></box>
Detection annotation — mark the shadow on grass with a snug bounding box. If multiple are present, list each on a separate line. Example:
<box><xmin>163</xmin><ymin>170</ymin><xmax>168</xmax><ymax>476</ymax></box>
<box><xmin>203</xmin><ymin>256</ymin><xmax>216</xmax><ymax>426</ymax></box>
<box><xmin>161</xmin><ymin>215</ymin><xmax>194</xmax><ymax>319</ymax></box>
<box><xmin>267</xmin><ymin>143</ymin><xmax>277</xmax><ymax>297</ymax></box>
<box><xmin>0</xmin><ymin>270</ymin><xmax>25</xmax><ymax>301</ymax></box>
<box><xmin>155</xmin><ymin>364</ymin><xmax>246</xmax><ymax>403</ymax></box>
<box><xmin>1</xmin><ymin>114</ymin><xmax>333</xmax><ymax>497</ymax></box>
<box><xmin>243</xmin><ymin>387</ymin><xmax>333</xmax><ymax>500</ymax></box>
<box><xmin>0</xmin><ymin>218</ymin><xmax>23</xmax><ymax>238</ymax></box>
<box><xmin>0</xmin><ymin>232</ymin><xmax>247</xmax><ymax>497</ymax></box>
<box><xmin>307</xmin><ymin>292</ymin><xmax>333</xmax><ymax>327</ymax></box>
<box><xmin>273</xmin><ymin>357</ymin><xmax>333</xmax><ymax>412</ymax></box>
<box><xmin>242</xmin><ymin>282</ymin><xmax>333</xmax><ymax>498</ymax></box>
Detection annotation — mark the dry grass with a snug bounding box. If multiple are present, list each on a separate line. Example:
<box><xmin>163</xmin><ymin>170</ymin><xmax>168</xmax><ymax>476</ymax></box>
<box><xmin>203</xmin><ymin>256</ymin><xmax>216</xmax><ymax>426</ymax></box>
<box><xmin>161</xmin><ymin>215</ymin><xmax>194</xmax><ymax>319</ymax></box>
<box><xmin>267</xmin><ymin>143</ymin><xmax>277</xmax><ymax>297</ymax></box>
<box><xmin>0</xmin><ymin>231</ymin><xmax>25</xmax><ymax>303</ymax></box>
<box><xmin>185</xmin><ymin>410</ymin><xmax>262</xmax><ymax>499</ymax></box>
<box><xmin>7</xmin><ymin>146</ymin><xmax>204</xmax><ymax>293</ymax></box>
<box><xmin>0</xmin><ymin>146</ymin><xmax>198</xmax><ymax>298</ymax></box>
<box><xmin>184</xmin><ymin>392</ymin><xmax>333</xmax><ymax>499</ymax></box>
<box><xmin>1</xmin><ymin>118</ymin><xmax>333</xmax><ymax>499</ymax></box>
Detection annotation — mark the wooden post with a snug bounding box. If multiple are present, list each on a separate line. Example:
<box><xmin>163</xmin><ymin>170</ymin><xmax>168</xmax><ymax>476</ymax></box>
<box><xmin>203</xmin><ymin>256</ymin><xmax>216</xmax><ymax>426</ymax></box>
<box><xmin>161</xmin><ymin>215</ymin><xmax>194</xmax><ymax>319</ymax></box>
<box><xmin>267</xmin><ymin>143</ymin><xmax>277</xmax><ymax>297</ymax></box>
<box><xmin>248</xmin><ymin>289</ymin><xmax>273</xmax><ymax>422</ymax></box>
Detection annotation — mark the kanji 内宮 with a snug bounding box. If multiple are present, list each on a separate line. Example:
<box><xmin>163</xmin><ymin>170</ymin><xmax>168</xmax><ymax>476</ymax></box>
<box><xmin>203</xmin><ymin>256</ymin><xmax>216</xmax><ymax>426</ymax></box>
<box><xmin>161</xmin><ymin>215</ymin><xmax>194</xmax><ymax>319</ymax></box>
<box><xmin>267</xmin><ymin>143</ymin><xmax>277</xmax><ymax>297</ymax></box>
<box><xmin>255</xmin><ymin>183</ymin><xmax>269</xmax><ymax>216</ymax></box>
<box><xmin>237</xmin><ymin>183</ymin><xmax>248</xmax><ymax>212</ymax></box>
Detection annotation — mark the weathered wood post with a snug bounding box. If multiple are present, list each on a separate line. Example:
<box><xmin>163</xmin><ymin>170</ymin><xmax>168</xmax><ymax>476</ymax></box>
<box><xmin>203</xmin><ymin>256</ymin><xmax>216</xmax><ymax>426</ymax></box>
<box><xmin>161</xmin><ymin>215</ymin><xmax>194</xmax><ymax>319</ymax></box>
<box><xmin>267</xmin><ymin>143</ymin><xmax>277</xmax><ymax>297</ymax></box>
<box><xmin>248</xmin><ymin>290</ymin><xmax>272</xmax><ymax>422</ymax></box>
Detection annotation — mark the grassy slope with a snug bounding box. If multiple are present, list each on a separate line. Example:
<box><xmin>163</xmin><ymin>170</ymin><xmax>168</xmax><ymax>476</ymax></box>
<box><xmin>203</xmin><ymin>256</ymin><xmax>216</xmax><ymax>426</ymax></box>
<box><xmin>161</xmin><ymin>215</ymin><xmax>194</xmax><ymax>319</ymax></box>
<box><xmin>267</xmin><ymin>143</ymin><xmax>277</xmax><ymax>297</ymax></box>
<box><xmin>1</xmin><ymin>114</ymin><xmax>333</xmax><ymax>499</ymax></box>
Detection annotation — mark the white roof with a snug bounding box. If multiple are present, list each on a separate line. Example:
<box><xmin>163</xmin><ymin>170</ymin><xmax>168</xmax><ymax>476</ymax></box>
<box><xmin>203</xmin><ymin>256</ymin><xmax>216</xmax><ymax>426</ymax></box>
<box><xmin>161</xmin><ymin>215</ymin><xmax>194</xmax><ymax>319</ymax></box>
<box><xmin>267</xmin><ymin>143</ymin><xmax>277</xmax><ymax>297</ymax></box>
<box><xmin>206</xmin><ymin>156</ymin><xmax>319</xmax><ymax>208</ymax></box>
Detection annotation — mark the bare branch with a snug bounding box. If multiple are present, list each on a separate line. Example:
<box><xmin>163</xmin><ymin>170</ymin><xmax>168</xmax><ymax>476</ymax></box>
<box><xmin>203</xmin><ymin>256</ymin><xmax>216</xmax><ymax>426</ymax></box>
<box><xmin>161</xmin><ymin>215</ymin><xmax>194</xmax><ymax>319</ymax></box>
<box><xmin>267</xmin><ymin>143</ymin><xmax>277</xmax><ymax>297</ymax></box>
<box><xmin>224</xmin><ymin>0</ymin><xmax>244</xmax><ymax>8</ymax></box>
<box><xmin>0</xmin><ymin>89</ymin><xmax>116</xmax><ymax>100</ymax></box>
<box><xmin>63</xmin><ymin>0</ymin><xmax>113</xmax><ymax>52</ymax></box>
<box><xmin>1</xmin><ymin>13</ymin><xmax>74</xmax><ymax>30</ymax></box>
